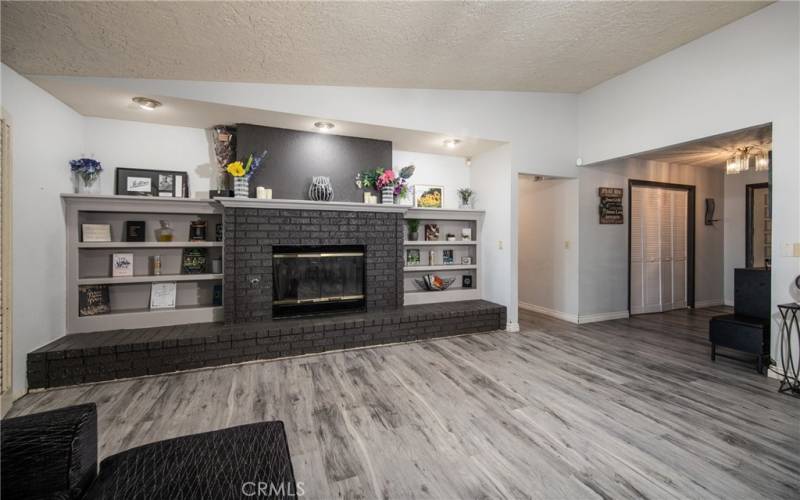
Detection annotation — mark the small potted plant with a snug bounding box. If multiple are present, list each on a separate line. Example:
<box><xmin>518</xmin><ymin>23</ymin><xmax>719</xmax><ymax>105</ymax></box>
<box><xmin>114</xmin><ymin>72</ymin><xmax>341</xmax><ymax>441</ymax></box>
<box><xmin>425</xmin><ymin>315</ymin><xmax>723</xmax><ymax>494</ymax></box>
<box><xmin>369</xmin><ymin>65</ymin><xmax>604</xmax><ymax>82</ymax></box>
<box><xmin>457</xmin><ymin>188</ymin><xmax>474</xmax><ymax>209</ymax></box>
<box><xmin>227</xmin><ymin>150</ymin><xmax>267</xmax><ymax>198</ymax></box>
<box><xmin>70</xmin><ymin>158</ymin><xmax>103</xmax><ymax>194</ymax></box>
<box><xmin>407</xmin><ymin>219</ymin><xmax>420</xmax><ymax>241</ymax></box>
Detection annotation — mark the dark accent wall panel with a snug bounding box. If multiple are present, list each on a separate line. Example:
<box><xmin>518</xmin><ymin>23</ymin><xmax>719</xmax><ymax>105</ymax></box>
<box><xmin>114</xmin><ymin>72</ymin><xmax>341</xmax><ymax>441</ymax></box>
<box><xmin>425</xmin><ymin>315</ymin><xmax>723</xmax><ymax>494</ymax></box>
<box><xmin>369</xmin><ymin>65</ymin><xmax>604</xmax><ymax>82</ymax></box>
<box><xmin>236</xmin><ymin>124</ymin><xmax>392</xmax><ymax>202</ymax></box>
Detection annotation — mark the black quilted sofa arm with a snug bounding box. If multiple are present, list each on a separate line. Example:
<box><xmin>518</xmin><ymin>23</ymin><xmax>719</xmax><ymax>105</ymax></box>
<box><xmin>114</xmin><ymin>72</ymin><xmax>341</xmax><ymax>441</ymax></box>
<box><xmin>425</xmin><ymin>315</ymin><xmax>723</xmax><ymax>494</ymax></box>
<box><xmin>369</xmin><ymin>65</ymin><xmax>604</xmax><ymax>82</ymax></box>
<box><xmin>1</xmin><ymin>403</ymin><xmax>98</xmax><ymax>500</ymax></box>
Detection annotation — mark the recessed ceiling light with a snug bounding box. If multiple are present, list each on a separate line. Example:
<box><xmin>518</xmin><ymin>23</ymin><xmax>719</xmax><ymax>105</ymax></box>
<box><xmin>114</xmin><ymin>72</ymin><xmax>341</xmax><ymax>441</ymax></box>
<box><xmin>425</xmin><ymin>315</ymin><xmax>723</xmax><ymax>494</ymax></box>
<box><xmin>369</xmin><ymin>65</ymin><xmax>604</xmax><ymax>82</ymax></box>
<box><xmin>132</xmin><ymin>97</ymin><xmax>162</xmax><ymax>111</ymax></box>
<box><xmin>314</xmin><ymin>121</ymin><xmax>335</xmax><ymax>132</ymax></box>
<box><xmin>443</xmin><ymin>139</ymin><xmax>461</xmax><ymax>149</ymax></box>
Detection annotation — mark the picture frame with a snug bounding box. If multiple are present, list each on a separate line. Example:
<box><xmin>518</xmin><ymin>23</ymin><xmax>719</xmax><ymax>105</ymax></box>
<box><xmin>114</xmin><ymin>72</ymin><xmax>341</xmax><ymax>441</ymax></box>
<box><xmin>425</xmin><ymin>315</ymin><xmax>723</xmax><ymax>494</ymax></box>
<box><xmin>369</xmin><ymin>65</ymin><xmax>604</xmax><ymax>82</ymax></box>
<box><xmin>125</xmin><ymin>221</ymin><xmax>146</xmax><ymax>242</ymax></box>
<box><xmin>115</xmin><ymin>167</ymin><xmax>189</xmax><ymax>198</ymax></box>
<box><xmin>112</xmin><ymin>253</ymin><xmax>134</xmax><ymax>277</ymax></box>
<box><xmin>150</xmin><ymin>282</ymin><xmax>177</xmax><ymax>310</ymax></box>
<box><xmin>406</xmin><ymin>248</ymin><xmax>421</xmax><ymax>265</ymax></box>
<box><xmin>79</xmin><ymin>285</ymin><xmax>110</xmax><ymax>316</ymax></box>
<box><xmin>182</xmin><ymin>248</ymin><xmax>207</xmax><ymax>274</ymax></box>
<box><xmin>424</xmin><ymin>223</ymin><xmax>440</xmax><ymax>241</ymax></box>
<box><xmin>442</xmin><ymin>249</ymin><xmax>454</xmax><ymax>264</ymax></box>
<box><xmin>81</xmin><ymin>223</ymin><xmax>112</xmax><ymax>242</ymax></box>
<box><xmin>414</xmin><ymin>185</ymin><xmax>444</xmax><ymax>208</ymax></box>
<box><xmin>462</xmin><ymin>275</ymin><xmax>473</xmax><ymax>288</ymax></box>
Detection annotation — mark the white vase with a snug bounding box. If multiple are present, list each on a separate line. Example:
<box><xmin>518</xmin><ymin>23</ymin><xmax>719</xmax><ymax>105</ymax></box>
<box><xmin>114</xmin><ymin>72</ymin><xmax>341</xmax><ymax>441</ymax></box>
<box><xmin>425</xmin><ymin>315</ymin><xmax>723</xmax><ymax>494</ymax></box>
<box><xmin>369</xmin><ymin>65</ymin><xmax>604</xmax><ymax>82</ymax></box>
<box><xmin>233</xmin><ymin>177</ymin><xmax>250</xmax><ymax>198</ymax></box>
<box><xmin>308</xmin><ymin>176</ymin><xmax>334</xmax><ymax>201</ymax></box>
<box><xmin>74</xmin><ymin>173</ymin><xmax>101</xmax><ymax>194</ymax></box>
<box><xmin>381</xmin><ymin>186</ymin><xmax>395</xmax><ymax>204</ymax></box>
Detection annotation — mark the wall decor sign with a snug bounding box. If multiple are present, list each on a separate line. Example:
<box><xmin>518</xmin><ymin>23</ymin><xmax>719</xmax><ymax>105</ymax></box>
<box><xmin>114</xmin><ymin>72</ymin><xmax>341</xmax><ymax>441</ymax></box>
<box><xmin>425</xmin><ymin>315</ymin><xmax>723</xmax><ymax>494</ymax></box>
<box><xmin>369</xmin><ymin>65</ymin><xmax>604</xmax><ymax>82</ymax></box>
<box><xmin>182</xmin><ymin>248</ymin><xmax>207</xmax><ymax>274</ymax></box>
<box><xmin>125</xmin><ymin>221</ymin><xmax>146</xmax><ymax>242</ymax></box>
<box><xmin>150</xmin><ymin>282</ymin><xmax>177</xmax><ymax>310</ymax></box>
<box><xmin>78</xmin><ymin>285</ymin><xmax>110</xmax><ymax>316</ymax></box>
<box><xmin>112</xmin><ymin>253</ymin><xmax>134</xmax><ymax>277</ymax></box>
<box><xmin>415</xmin><ymin>185</ymin><xmax>444</xmax><ymax>208</ymax></box>
<box><xmin>81</xmin><ymin>223</ymin><xmax>112</xmax><ymax>242</ymax></box>
<box><xmin>598</xmin><ymin>187</ymin><xmax>624</xmax><ymax>224</ymax></box>
<box><xmin>115</xmin><ymin>168</ymin><xmax>189</xmax><ymax>197</ymax></box>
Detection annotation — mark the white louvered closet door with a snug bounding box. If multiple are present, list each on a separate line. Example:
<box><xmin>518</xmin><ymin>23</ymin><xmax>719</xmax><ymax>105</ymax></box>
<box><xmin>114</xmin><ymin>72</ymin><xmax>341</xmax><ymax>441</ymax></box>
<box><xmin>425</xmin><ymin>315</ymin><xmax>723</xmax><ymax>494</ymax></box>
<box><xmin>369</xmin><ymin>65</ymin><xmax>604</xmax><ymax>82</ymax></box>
<box><xmin>630</xmin><ymin>186</ymin><xmax>688</xmax><ymax>315</ymax></box>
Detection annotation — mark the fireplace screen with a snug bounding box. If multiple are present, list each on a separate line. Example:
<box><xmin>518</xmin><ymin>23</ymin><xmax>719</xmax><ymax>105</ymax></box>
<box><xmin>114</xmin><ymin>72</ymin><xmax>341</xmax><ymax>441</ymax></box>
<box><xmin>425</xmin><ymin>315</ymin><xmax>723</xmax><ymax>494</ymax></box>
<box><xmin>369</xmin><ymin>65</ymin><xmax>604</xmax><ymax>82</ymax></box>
<box><xmin>272</xmin><ymin>245</ymin><xmax>365</xmax><ymax>318</ymax></box>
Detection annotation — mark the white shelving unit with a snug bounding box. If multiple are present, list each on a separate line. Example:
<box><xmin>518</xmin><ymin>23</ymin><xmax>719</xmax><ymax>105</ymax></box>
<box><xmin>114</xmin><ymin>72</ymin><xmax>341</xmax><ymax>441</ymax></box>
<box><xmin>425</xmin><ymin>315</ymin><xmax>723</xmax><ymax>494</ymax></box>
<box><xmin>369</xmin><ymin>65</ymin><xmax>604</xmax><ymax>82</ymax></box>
<box><xmin>403</xmin><ymin>207</ymin><xmax>484</xmax><ymax>305</ymax></box>
<box><xmin>64</xmin><ymin>194</ymin><xmax>224</xmax><ymax>333</ymax></box>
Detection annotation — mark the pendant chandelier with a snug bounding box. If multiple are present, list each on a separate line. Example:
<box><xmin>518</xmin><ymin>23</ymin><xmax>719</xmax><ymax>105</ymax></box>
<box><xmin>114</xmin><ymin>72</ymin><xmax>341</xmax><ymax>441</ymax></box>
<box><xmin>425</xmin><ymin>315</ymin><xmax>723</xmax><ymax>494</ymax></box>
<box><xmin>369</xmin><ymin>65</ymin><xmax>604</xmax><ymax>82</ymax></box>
<box><xmin>725</xmin><ymin>145</ymin><xmax>770</xmax><ymax>175</ymax></box>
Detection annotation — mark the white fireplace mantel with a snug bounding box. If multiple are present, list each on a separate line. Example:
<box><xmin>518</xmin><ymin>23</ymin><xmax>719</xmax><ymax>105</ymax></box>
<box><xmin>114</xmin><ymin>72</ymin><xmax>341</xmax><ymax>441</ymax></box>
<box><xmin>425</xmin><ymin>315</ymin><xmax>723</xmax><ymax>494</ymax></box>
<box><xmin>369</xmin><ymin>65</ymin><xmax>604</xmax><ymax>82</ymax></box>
<box><xmin>218</xmin><ymin>198</ymin><xmax>409</xmax><ymax>213</ymax></box>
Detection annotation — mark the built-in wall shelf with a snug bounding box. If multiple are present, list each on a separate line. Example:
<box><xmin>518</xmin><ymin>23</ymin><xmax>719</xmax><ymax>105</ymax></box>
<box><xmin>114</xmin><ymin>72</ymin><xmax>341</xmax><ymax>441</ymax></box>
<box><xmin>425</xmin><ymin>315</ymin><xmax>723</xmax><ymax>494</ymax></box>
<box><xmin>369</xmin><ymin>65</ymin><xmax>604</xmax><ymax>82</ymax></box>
<box><xmin>404</xmin><ymin>287</ymin><xmax>481</xmax><ymax>305</ymax></box>
<box><xmin>404</xmin><ymin>264</ymin><xmax>477</xmax><ymax>272</ymax></box>
<box><xmin>403</xmin><ymin>208</ymin><xmax>483</xmax><ymax>305</ymax></box>
<box><xmin>404</xmin><ymin>240</ymin><xmax>478</xmax><ymax>246</ymax></box>
<box><xmin>78</xmin><ymin>241</ymin><xmax>223</xmax><ymax>249</ymax></box>
<box><xmin>71</xmin><ymin>305</ymin><xmax>223</xmax><ymax>333</ymax></box>
<box><xmin>77</xmin><ymin>274</ymin><xmax>224</xmax><ymax>286</ymax></box>
<box><xmin>63</xmin><ymin>194</ymin><xmax>223</xmax><ymax>334</ymax></box>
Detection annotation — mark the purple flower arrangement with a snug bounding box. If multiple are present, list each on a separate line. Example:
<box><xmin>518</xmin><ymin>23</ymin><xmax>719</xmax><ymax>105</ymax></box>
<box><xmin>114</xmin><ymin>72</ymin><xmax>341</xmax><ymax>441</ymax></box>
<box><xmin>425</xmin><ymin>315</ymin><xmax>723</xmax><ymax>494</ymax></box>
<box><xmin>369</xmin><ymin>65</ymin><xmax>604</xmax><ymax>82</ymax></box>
<box><xmin>70</xmin><ymin>158</ymin><xmax>103</xmax><ymax>182</ymax></box>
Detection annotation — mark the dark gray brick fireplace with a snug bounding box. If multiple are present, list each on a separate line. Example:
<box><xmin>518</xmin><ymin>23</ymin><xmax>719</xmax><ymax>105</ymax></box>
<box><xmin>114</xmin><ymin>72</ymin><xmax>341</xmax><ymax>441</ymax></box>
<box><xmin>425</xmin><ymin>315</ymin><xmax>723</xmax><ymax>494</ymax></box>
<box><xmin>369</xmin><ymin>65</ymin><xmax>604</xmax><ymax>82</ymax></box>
<box><xmin>223</xmin><ymin>205</ymin><xmax>404</xmax><ymax>323</ymax></box>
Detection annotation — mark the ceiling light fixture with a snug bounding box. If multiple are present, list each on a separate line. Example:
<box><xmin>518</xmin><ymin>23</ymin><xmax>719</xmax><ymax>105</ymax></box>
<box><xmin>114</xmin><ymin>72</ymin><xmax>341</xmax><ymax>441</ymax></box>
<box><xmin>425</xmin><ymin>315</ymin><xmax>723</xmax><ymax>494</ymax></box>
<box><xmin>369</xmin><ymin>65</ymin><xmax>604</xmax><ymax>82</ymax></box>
<box><xmin>443</xmin><ymin>139</ymin><xmax>461</xmax><ymax>149</ymax></box>
<box><xmin>314</xmin><ymin>121</ymin><xmax>335</xmax><ymax>132</ymax></box>
<box><xmin>132</xmin><ymin>97</ymin><xmax>162</xmax><ymax>111</ymax></box>
<box><xmin>725</xmin><ymin>145</ymin><xmax>769</xmax><ymax>175</ymax></box>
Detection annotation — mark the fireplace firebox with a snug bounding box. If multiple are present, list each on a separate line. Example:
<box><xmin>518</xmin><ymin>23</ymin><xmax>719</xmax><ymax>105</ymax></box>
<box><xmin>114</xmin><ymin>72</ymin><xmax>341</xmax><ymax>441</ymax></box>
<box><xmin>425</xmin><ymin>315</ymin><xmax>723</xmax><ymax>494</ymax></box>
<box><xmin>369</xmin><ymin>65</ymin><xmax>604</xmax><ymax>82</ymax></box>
<box><xmin>272</xmin><ymin>245</ymin><xmax>366</xmax><ymax>318</ymax></box>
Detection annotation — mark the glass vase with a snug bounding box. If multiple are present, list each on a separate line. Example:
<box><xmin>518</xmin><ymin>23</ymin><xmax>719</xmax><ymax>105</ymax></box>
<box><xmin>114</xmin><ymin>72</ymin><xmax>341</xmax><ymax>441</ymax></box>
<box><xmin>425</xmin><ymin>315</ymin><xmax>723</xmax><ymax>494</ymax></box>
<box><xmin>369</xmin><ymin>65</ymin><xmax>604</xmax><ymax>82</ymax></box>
<box><xmin>381</xmin><ymin>186</ymin><xmax>395</xmax><ymax>204</ymax></box>
<box><xmin>233</xmin><ymin>177</ymin><xmax>250</xmax><ymax>198</ymax></box>
<box><xmin>74</xmin><ymin>173</ymin><xmax>101</xmax><ymax>194</ymax></box>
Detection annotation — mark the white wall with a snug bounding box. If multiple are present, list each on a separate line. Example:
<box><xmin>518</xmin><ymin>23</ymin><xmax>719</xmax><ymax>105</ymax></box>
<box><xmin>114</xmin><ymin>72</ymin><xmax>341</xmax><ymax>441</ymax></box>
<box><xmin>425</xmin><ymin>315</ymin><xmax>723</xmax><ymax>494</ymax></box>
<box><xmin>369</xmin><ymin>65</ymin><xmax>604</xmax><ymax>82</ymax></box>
<box><xmin>471</xmin><ymin>144</ymin><xmax>515</xmax><ymax>328</ymax></box>
<box><xmin>1</xmin><ymin>64</ymin><xmax>84</xmax><ymax>395</ymax></box>
<box><xmin>84</xmin><ymin>118</ymin><xmax>215</xmax><ymax>197</ymax></box>
<box><xmin>518</xmin><ymin>176</ymin><xmax>579</xmax><ymax>321</ymax></box>
<box><xmin>392</xmin><ymin>150</ymin><xmax>470</xmax><ymax>209</ymax></box>
<box><xmin>578</xmin><ymin>159</ymin><xmax>725</xmax><ymax>317</ymax></box>
<box><xmin>723</xmin><ymin>168</ymin><xmax>770</xmax><ymax>305</ymax></box>
<box><xmin>578</xmin><ymin>2</ymin><xmax>799</xmax><ymax>359</ymax></box>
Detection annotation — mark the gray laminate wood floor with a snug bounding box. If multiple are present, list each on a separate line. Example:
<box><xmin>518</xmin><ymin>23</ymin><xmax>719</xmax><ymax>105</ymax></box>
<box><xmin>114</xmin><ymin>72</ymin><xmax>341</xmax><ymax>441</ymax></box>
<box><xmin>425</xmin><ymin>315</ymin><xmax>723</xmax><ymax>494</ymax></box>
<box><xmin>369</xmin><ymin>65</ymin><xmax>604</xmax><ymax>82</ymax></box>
<box><xmin>9</xmin><ymin>306</ymin><xmax>800</xmax><ymax>499</ymax></box>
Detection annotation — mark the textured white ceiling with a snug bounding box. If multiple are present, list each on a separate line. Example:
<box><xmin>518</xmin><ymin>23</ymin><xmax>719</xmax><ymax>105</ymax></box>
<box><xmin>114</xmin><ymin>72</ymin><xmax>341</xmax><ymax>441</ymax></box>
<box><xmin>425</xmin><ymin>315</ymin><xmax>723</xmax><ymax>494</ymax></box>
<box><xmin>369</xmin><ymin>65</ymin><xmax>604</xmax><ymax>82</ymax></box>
<box><xmin>633</xmin><ymin>124</ymin><xmax>772</xmax><ymax>168</ymax></box>
<box><xmin>1</xmin><ymin>1</ymin><xmax>769</xmax><ymax>92</ymax></box>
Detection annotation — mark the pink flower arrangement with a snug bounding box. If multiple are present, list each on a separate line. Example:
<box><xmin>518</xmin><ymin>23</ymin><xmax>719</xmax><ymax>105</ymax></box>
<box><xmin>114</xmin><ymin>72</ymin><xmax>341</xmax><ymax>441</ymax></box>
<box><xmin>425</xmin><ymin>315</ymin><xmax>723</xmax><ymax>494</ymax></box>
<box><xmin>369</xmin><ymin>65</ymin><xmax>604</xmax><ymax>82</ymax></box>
<box><xmin>376</xmin><ymin>169</ymin><xmax>396</xmax><ymax>189</ymax></box>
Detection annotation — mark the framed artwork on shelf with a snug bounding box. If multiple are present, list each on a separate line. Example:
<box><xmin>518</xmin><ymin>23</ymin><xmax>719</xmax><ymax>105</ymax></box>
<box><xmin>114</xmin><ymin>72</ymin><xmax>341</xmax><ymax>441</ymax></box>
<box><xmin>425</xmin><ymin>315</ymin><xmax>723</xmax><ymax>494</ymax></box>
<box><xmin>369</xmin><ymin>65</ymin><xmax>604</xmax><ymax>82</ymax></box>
<box><xmin>150</xmin><ymin>282</ymin><xmax>177</xmax><ymax>310</ymax></box>
<box><xmin>115</xmin><ymin>168</ymin><xmax>189</xmax><ymax>198</ymax></box>
<box><xmin>414</xmin><ymin>185</ymin><xmax>444</xmax><ymax>208</ymax></box>
<box><xmin>424</xmin><ymin>224</ymin><xmax>439</xmax><ymax>241</ymax></box>
<box><xmin>79</xmin><ymin>285</ymin><xmax>110</xmax><ymax>316</ymax></box>
<box><xmin>462</xmin><ymin>275</ymin><xmax>473</xmax><ymax>288</ymax></box>
<box><xmin>81</xmin><ymin>223</ymin><xmax>112</xmax><ymax>242</ymax></box>
<box><xmin>442</xmin><ymin>249</ymin><xmax>454</xmax><ymax>264</ymax></box>
<box><xmin>124</xmin><ymin>221</ymin><xmax>146</xmax><ymax>242</ymax></box>
<box><xmin>406</xmin><ymin>248</ymin><xmax>421</xmax><ymax>265</ymax></box>
<box><xmin>182</xmin><ymin>248</ymin><xmax>207</xmax><ymax>274</ymax></box>
<box><xmin>111</xmin><ymin>253</ymin><xmax>134</xmax><ymax>277</ymax></box>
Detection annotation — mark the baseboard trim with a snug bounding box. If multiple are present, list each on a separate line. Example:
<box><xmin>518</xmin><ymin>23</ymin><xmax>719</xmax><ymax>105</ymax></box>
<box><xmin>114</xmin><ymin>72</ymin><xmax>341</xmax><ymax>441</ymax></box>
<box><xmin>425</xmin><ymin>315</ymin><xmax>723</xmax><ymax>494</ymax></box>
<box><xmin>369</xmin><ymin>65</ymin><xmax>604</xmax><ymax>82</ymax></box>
<box><xmin>695</xmin><ymin>299</ymin><xmax>725</xmax><ymax>308</ymax></box>
<box><xmin>519</xmin><ymin>302</ymin><xmax>579</xmax><ymax>324</ymax></box>
<box><xmin>577</xmin><ymin>311</ymin><xmax>630</xmax><ymax>324</ymax></box>
<box><xmin>505</xmin><ymin>322</ymin><xmax>520</xmax><ymax>332</ymax></box>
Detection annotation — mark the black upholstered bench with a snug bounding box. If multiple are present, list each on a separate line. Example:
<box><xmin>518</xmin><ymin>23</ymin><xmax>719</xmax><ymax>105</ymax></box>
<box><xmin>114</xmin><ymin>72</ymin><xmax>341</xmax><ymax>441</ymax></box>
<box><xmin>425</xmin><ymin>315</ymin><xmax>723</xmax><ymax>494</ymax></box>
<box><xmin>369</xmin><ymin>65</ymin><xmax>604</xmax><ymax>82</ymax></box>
<box><xmin>1</xmin><ymin>403</ymin><xmax>297</xmax><ymax>500</ymax></box>
<box><xmin>710</xmin><ymin>268</ymin><xmax>770</xmax><ymax>373</ymax></box>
